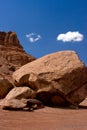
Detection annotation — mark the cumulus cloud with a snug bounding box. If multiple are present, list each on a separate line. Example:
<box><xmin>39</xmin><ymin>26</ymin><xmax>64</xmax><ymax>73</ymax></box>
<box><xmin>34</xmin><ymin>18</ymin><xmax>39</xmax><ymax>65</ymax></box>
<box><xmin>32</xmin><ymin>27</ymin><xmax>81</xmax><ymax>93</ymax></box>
<box><xmin>26</xmin><ymin>33</ymin><xmax>41</xmax><ymax>43</ymax></box>
<box><xmin>57</xmin><ymin>31</ymin><xmax>84</xmax><ymax>42</ymax></box>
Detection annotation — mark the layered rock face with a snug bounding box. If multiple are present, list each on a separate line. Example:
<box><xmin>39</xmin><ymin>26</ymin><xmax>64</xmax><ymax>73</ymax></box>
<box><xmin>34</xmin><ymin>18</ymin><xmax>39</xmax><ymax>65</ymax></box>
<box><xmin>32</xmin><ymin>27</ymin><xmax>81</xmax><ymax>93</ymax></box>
<box><xmin>0</xmin><ymin>57</ymin><xmax>16</xmax><ymax>80</ymax></box>
<box><xmin>13</xmin><ymin>51</ymin><xmax>87</xmax><ymax>106</ymax></box>
<box><xmin>0</xmin><ymin>31</ymin><xmax>35</xmax><ymax>82</ymax></box>
<box><xmin>0</xmin><ymin>31</ymin><xmax>35</xmax><ymax>68</ymax></box>
<box><xmin>0</xmin><ymin>78</ymin><xmax>13</xmax><ymax>99</ymax></box>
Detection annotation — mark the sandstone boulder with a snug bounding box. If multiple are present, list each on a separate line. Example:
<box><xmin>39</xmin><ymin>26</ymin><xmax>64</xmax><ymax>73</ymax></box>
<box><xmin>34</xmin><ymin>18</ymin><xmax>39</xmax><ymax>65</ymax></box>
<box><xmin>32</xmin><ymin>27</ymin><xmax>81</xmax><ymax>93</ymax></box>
<box><xmin>21</xmin><ymin>98</ymin><xmax>44</xmax><ymax>110</ymax></box>
<box><xmin>0</xmin><ymin>99</ymin><xmax>26</xmax><ymax>110</ymax></box>
<box><xmin>13</xmin><ymin>51</ymin><xmax>87</xmax><ymax>106</ymax></box>
<box><xmin>0</xmin><ymin>98</ymin><xmax>44</xmax><ymax>111</ymax></box>
<box><xmin>5</xmin><ymin>87</ymin><xmax>36</xmax><ymax>100</ymax></box>
<box><xmin>0</xmin><ymin>78</ymin><xmax>13</xmax><ymax>99</ymax></box>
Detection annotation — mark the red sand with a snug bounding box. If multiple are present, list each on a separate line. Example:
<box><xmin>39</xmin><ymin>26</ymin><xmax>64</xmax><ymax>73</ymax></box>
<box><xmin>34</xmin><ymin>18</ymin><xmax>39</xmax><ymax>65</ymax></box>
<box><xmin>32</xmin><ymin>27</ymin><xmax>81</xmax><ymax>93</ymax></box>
<box><xmin>0</xmin><ymin>99</ymin><xmax>87</xmax><ymax>130</ymax></box>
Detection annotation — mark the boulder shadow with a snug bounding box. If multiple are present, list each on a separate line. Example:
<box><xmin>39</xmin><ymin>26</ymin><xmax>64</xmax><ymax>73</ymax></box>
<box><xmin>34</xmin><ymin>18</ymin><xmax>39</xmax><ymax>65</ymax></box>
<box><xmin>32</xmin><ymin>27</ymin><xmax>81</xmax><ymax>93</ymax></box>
<box><xmin>46</xmin><ymin>104</ymin><xmax>87</xmax><ymax>110</ymax></box>
<box><xmin>78</xmin><ymin>105</ymin><xmax>87</xmax><ymax>110</ymax></box>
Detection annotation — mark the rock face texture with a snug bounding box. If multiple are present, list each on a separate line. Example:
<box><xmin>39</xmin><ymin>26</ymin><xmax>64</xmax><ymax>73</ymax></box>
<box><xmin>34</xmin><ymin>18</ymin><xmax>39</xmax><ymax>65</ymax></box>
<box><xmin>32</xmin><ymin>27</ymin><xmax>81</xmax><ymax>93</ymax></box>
<box><xmin>0</xmin><ymin>99</ymin><xmax>26</xmax><ymax>110</ymax></box>
<box><xmin>5</xmin><ymin>87</ymin><xmax>36</xmax><ymax>100</ymax></box>
<box><xmin>13</xmin><ymin>51</ymin><xmax>87</xmax><ymax>106</ymax></box>
<box><xmin>0</xmin><ymin>57</ymin><xmax>16</xmax><ymax>80</ymax></box>
<box><xmin>0</xmin><ymin>31</ymin><xmax>35</xmax><ymax>68</ymax></box>
<box><xmin>0</xmin><ymin>78</ymin><xmax>13</xmax><ymax>99</ymax></box>
<box><xmin>0</xmin><ymin>31</ymin><xmax>36</xmax><ymax>101</ymax></box>
<box><xmin>0</xmin><ymin>98</ymin><xmax>44</xmax><ymax>111</ymax></box>
<box><xmin>0</xmin><ymin>31</ymin><xmax>35</xmax><ymax>81</ymax></box>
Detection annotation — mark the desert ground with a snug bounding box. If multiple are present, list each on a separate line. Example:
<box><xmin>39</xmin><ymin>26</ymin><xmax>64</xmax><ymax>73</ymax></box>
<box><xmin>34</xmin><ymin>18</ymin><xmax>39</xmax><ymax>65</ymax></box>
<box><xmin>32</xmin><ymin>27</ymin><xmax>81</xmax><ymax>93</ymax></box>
<box><xmin>0</xmin><ymin>98</ymin><xmax>87</xmax><ymax>130</ymax></box>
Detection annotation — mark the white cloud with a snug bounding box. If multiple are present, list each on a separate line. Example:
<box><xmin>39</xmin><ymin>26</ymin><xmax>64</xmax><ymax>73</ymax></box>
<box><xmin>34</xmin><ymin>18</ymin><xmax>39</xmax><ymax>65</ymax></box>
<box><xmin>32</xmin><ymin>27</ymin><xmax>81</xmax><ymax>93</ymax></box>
<box><xmin>57</xmin><ymin>31</ymin><xmax>84</xmax><ymax>42</ymax></box>
<box><xmin>26</xmin><ymin>33</ymin><xmax>41</xmax><ymax>43</ymax></box>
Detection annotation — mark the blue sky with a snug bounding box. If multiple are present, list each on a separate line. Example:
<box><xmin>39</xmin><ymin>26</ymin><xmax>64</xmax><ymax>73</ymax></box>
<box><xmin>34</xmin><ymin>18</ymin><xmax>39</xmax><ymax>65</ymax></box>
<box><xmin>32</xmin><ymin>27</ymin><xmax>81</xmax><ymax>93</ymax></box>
<box><xmin>0</xmin><ymin>0</ymin><xmax>87</xmax><ymax>64</ymax></box>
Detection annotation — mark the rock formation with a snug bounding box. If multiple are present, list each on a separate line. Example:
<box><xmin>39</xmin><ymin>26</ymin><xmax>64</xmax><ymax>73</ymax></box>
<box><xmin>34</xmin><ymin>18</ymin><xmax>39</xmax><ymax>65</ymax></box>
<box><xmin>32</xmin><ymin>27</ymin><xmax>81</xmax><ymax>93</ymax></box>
<box><xmin>0</xmin><ymin>98</ymin><xmax>44</xmax><ymax>111</ymax></box>
<box><xmin>5</xmin><ymin>87</ymin><xmax>36</xmax><ymax>100</ymax></box>
<box><xmin>0</xmin><ymin>57</ymin><xmax>16</xmax><ymax>80</ymax></box>
<box><xmin>0</xmin><ymin>31</ymin><xmax>35</xmax><ymax>68</ymax></box>
<box><xmin>0</xmin><ymin>31</ymin><xmax>87</xmax><ymax>110</ymax></box>
<box><xmin>0</xmin><ymin>31</ymin><xmax>36</xmax><ymax>100</ymax></box>
<box><xmin>0</xmin><ymin>31</ymin><xmax>35</xmax><ymax>81</ymax></box>
<box><xmin>0</xmin><ymin>78</ymin><xmax>13</xmax><ymax>99</ymax></box>
<box><xmin>13</xmin><ymin>51</ymin><xmax>87</xmax><ymax>106</ymax></box>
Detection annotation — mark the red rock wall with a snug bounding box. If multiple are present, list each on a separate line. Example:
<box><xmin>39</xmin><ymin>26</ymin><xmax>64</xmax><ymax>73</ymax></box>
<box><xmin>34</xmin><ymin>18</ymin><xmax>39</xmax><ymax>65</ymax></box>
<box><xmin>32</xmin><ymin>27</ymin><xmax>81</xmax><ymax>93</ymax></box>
<box><xmin>0</xmin><ymin>31</ymin><xmax>36</xmax><ymax>68</ymax></box>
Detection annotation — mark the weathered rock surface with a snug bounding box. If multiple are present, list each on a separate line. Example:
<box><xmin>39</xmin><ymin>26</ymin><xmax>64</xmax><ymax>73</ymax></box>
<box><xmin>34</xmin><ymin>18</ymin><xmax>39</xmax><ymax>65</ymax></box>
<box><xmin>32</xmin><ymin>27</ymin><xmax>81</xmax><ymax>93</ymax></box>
<box><xmin>0</xmin><ymin>78</ymin><xmax>13</xmax><ymax>99</ymax></box>
<box><xmin>13</xmin><ymin>51</ymin><xmax>87</xmax><ymax>106</ymax></box>
<box><xmin>0</xmin><ymin>98</ymin><xmax>44</xmax><ymax>111</ymax></box>
<box><xmin>0</xmin><ymin>99</ymin><xmax>26</xmax><ymax>110</ymax></box>
<box><xmin>0</xmin><ymin>31</ymin><xmax>35</xmax><ymax>83</ymax></box>
<box><xmin>0</xmin><ymin>57</ymin><xmax>16</xmax><ymax>81</ymax></box>
<box><xmin>5</xmin><ymin>87</ymin><xmax>36</xmax><ymax>100</ymax></box>
<box><xmin>21</xmin><ymin>98</ymin><xmax>44</xmax><ymax>110</ymax></box>
<box><xmin>0</xmin><ymin>31</ymin><xmax>35</xmax><ymax>68</ymax></box>
<box><xmin>66</xmin><ymin>84</ymin><xmax>87</xmax><ymax>105</ymax></box>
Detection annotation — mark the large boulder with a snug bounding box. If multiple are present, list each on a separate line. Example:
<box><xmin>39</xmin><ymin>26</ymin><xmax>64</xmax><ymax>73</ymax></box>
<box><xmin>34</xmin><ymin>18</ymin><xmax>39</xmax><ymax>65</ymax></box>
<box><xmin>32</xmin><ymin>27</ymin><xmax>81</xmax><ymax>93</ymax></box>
<box><xmin>0</xmin><ymin>78</ymin><xmax>13</xmax><ymax>99</ymax></box>
<box><xmin>5</xmin><ymin>87</ymin><xmax>36</xmax><ymax>100</ymax></box>
<box><xmin>13</xmin><ymin>51</ymin><xmax>87</xmax><ymax>106</ymax></box>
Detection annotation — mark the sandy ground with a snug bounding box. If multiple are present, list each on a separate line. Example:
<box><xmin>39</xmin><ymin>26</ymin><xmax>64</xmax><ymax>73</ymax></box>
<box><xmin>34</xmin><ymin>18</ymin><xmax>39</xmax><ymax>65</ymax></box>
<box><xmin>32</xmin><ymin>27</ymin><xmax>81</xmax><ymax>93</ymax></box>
<box><xmin>0</xmin><ymin>99</ymin><xmax>87</xmax><ymax>130</ymax></box>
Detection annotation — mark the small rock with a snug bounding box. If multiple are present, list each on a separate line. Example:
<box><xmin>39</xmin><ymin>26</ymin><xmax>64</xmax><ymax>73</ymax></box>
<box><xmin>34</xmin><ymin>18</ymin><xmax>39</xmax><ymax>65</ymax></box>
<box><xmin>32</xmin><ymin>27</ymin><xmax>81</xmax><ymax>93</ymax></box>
<box><xmin>5</xmin><ymin>87</ymin><xmax>36</xmax><ymax>100</ymax></box>
<box><xmin>0</xmin><ymin>98</ymin><xmax>44</xmax><ymax>111</ymax></box>
<box><xmin>0</xmin><ymin>98</ymin><xmax>26</xmax><ymax>110</ymax></box>
<box><xmin>21</xmin><ymin>98</ymin><xmax>44</xmax><ymax>110</ymax></box>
